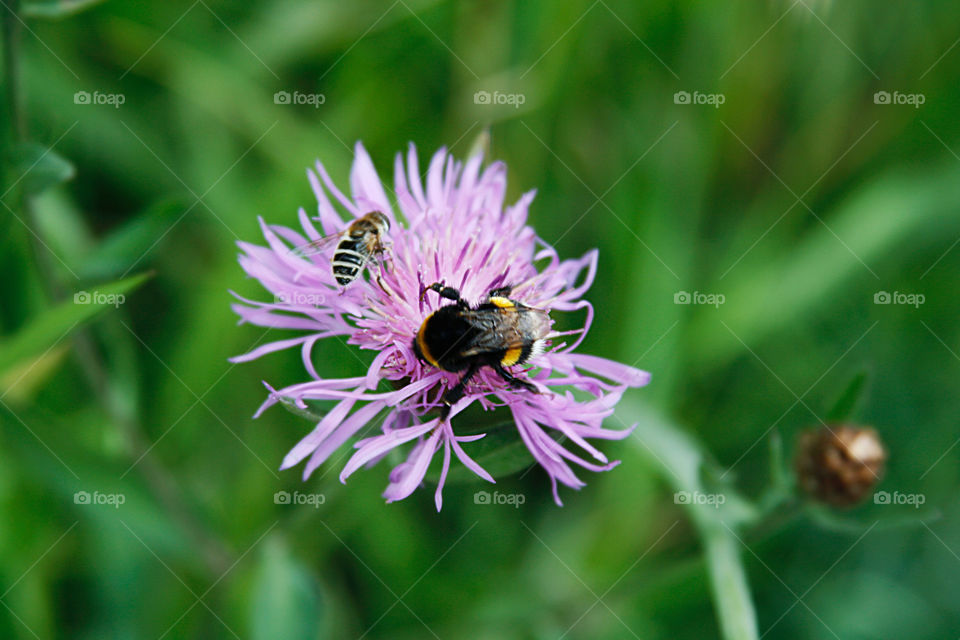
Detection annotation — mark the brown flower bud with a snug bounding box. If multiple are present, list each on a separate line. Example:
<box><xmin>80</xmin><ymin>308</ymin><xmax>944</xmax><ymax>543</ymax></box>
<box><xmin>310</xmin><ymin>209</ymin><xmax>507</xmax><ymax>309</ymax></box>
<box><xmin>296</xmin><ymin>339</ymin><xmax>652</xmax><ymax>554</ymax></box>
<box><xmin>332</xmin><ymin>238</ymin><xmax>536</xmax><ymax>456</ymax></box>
<box><xmin>795</xmin><ymin>425</ymin><xmax>887</xmax><ymax>507</ymax></box>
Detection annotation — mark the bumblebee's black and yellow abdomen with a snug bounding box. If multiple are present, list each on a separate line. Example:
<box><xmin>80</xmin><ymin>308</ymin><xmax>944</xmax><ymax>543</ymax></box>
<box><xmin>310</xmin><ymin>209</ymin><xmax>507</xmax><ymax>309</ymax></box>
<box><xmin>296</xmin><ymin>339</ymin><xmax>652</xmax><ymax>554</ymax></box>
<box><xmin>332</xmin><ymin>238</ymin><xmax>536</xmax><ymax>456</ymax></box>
<box><xmin>413</xmin><ymin>307</ymin><xmax>478</xmax><ymax>372</ymax></box>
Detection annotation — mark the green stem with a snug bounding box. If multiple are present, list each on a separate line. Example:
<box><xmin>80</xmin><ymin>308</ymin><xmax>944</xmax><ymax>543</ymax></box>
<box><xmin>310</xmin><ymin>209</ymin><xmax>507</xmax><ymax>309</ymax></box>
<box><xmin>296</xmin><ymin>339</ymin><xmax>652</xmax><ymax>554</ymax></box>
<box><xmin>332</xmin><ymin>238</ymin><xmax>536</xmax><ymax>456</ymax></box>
<box><xmin>701</xmin><ymin>522</ymin><xmax>760</xmax><ymax>640</ymax></box>
<box><xmin>626</xmin><ymin>401</ymin><xmax>760</xmax><ymax>640</ymax></box>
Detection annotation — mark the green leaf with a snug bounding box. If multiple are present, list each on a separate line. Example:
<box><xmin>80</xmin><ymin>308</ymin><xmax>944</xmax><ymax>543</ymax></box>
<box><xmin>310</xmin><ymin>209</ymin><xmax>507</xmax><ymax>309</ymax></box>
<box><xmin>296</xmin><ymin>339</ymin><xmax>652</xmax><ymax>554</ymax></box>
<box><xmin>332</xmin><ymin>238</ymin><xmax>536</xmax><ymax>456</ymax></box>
<box><xmin>33</xmin><ymin>190</ymin><xmax>95</xmax><ymax>265</ymax></box>
<box><xmin>11</xmin><ymin>142</ymin><xmax>75</xmax><ymax>197</ymax></box>
<box><xmin>75</xmin><ymin>199</ymin><xmax>186</xmax><ymax>281</ymax></box>
<box><xmin>692</xmin><ymin>164</ymin><xmax>960</xmax><ymax>373</ymax></box>
<box><xmin>466</xmin><ymin>127</ymin><xmax>491</xmax><ymax>160</ymax></box>
<box><xmin>0</xmin><ymin>342</ymin><xmax>70</xmax><ymax>402</ymax></box>
<box><xmin>21</xmin><ymin>0</ymin><xmax>107</xmax><ymax>19</ymax></box>
<box><xmin>0</xmin><ymin>273</ymin><xmax>152</xmax><ymax>377</ymax></box>
<box><xmin>826</xmin><ymin>370</ymin><xmax>870</xmax><ymax>422</ymax></box>
<box><xmin>425</xmin><ymin>422</ymin><xmax>534</xmax><ymax>485</ymax></box>
<box><xmin>250</xmin><ymin>535</ymin><xmax>322</xmax><ymax>640</ymax></box>
<box><xmin>768</xmin><ymin>430</ymin><xmax>787</xmax><ymax>491</ymax></box>
<box><xmin>279</xmin><ymin>397</ymin><xmax>329</xmax><ymax>423</ymax></box>
<box><xmin>805</xmin><ymin>503</ymin><xmax>942</xmax><ymax>534</ymax></box>
<box><xmin>755</xmin><ymin>430</ymin><xmax>794</xmax><ymax>514</ymax></box>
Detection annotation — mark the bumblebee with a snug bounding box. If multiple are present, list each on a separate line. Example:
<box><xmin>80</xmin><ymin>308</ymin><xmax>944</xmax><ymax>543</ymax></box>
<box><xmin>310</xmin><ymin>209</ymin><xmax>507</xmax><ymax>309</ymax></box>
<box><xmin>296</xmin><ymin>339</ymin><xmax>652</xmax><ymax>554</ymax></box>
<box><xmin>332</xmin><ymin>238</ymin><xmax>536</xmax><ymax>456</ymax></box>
<box><xmin>413</xmin><ymin>282</ymin><xmax>551</xmax><ymax>417</ymax></box>
<box><xmin>291</xmin><ymin>211</ymin><xmax>390</xmax><ymax>287</ymax></box>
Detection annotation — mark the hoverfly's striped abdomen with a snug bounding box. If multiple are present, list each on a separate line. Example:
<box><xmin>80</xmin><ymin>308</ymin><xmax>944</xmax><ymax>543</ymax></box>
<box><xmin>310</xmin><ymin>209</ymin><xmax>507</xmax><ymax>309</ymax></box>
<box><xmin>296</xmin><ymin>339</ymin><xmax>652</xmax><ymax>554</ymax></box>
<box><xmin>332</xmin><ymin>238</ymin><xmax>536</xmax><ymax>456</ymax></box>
<box><xmin>331</xmin><ymin>211</ymin><xmax>390</xmax><ymax>287</ymax></box>
<box><xmin>288</xmin><ymin>211</ymin><xmax>389</xmax><ymax>288</ymax></box>
<box><xmin>331</xmin><ymin>240</ymin><xmax>368</xmax><ymax>286</ymax></box>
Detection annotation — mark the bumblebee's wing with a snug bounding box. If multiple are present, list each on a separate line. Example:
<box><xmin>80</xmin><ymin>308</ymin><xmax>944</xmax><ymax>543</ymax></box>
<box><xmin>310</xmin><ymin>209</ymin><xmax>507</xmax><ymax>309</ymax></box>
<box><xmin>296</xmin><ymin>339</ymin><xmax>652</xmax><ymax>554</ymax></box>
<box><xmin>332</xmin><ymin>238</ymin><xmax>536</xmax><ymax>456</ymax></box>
<box><xmin>289</xmin><ymin>232</ymin><xmax>343</xmax><ymax>258</ymax></box>
<box><xmin>457</xmin><ymin>307</ymin><xmax>550</xmax><ymax>357</ymax></box>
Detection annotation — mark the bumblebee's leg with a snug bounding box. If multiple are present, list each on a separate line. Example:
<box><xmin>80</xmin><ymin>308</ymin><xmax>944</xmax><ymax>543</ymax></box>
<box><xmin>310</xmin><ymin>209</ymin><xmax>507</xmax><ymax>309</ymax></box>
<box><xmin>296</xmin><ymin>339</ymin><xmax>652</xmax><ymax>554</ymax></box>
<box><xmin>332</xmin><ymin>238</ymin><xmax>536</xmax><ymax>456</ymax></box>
<box><xmin>488</xmin><ymin>285</ymin><xmax>513</xmax><ymax>298</ymax></box>
<box><xmin>493</xmin><ymin>362</ymin><xmax>538</xmax><ymax>394</ymax></box>
<box><xmin>440</xmin><ymin>361</ymin><xmax>480</xmax><ymax>420</ymax></box>
<box><xmin>422</xmin><ymin>282</ymin><xmax>468</xmax><ymax>308</ymax></box>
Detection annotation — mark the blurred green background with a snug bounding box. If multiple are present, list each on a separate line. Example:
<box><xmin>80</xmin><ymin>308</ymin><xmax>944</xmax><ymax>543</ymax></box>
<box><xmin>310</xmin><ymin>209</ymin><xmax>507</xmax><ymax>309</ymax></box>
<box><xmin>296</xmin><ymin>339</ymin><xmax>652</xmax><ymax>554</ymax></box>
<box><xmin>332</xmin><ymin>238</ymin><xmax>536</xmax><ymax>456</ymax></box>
<box><xmin>2</xmin><ymin>0</ymin><xmax>960</xmax><ymax>638</ymax></box>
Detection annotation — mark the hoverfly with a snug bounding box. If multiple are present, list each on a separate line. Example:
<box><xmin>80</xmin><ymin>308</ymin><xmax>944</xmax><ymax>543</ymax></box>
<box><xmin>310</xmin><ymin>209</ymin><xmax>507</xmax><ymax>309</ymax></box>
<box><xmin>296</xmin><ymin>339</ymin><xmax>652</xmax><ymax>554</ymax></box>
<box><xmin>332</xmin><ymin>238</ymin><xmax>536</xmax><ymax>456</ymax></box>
<box><xmin>291</xmin><ymin>211</ymin><xmax>390</xmax><ymax>288</ymax></box>
<box><xmin>414</xmin><ymin>281</ymin><xmax>550</xmax><ymax>418</ymax></box>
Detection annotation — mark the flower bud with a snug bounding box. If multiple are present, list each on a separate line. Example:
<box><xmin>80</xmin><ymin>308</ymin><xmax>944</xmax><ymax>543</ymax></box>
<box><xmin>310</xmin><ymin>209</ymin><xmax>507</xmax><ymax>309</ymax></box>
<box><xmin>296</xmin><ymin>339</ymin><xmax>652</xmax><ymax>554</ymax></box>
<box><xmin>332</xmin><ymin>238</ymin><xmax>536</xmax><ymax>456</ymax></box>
<box><xmin>795</xmin><ymin>425</ymin><xmax>886</xmax><ymax>507</ymax></box>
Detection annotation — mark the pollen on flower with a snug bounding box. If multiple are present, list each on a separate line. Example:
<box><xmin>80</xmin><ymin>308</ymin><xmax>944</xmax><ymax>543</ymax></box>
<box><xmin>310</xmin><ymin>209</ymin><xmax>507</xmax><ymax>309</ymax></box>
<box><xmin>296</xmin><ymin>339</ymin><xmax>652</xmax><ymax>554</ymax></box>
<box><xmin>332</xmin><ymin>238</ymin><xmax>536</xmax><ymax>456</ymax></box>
<box><xmin>231</xmin><ymin>141</ymin><xmax>651</xmax><ymax>510</ymax></box>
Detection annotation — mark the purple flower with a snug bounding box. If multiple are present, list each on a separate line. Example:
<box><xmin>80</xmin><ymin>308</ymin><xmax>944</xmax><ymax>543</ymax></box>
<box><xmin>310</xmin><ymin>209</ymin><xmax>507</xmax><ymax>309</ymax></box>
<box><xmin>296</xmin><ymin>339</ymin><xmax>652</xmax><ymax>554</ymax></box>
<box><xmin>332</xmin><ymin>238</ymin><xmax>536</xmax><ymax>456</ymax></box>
<box><xmin>231</xmin><ymin>142</ymin><xmax>650</xmax><ymax>509</ymax></box>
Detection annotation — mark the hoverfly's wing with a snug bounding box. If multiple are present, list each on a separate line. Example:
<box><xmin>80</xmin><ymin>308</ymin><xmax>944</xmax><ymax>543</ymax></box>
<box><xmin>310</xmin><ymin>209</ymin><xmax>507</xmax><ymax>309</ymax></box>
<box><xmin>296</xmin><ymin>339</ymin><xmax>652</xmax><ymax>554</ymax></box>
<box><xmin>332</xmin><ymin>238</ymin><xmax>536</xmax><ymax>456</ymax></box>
<box><xmin>457</xmin><ymin>307</ymin><xmax>551</xmax><ymax>358</ymax></box>
<box><xmin>289</xmin><ymin>232</ymin><xmax>343</xmax><ymax>258</ymax></box>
